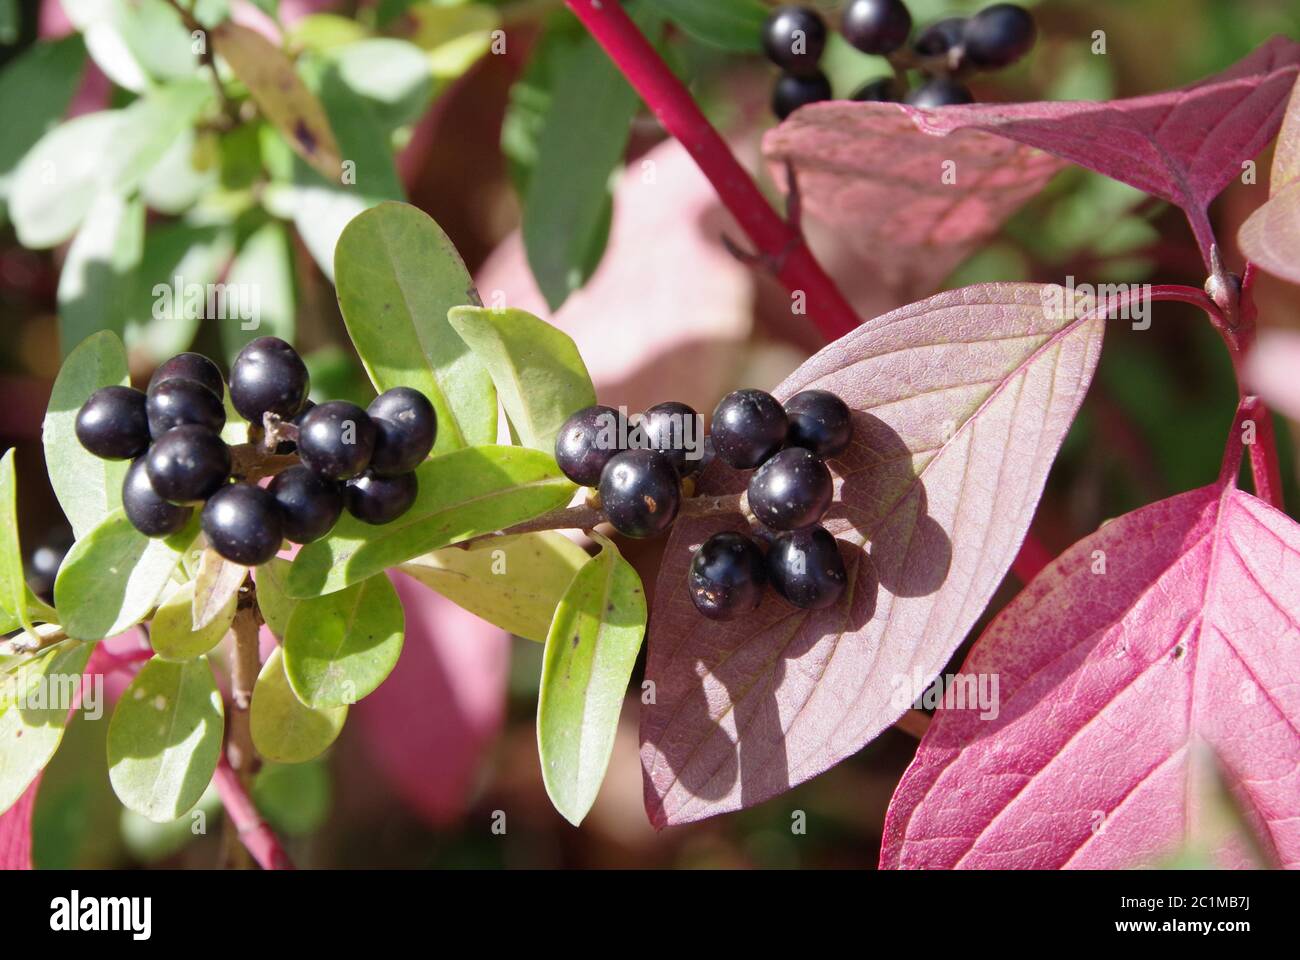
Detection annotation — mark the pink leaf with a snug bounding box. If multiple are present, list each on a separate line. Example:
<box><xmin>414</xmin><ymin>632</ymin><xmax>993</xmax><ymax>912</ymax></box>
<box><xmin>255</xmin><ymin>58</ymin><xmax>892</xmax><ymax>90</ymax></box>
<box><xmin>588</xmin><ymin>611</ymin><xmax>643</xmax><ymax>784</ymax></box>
<box><xmin>0</xmin><ymin>779</ymin><xmax>39</xmax><ymax>870</ymax></box>
<box><xmin>1246</xmin><ymin>329</ymin><xmax>1300</xmax><ymax>420</ymax></box>
<box><xmin>641</xmin><ymin>283</ymin><xmax>1105</xmax><ymax>827</ymax></box>
<box><xmin>764</xmin><ymin>107</ymin><xmax>1067</xmax><ymax>299</ymax></box>
<box><xmin>1239</xmin><ymin>76</ymin><xmax>1300</xmax><ymax>283</ymax></box>
<box><xmin>352</xmin><ymin>572</ymin><xmax>510</xmax><ymax>828</ymax></box>
<box><xmin>476</xmin><ymin>139</ymin><xmax>754</xmax><ymax>415</ymax></box>
<box><xmin>881</xmin><ymin>474</ymin><xmax>1300</xmax><ymax>869</ymax></box>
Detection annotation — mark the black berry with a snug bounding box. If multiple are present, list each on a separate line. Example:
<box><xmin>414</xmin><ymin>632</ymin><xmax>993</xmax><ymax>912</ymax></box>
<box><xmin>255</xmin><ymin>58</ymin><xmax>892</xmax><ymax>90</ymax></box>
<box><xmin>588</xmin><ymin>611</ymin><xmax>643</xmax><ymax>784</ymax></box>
<box><xmin>785</xmin><ymin>389</ymin><xmax>854</xmax><ymax>459</ymax></box>
<box><xmin>598</xmin><ymin>449</ymin><xmax>680</xmax><ymax>539</ymax></box>
<box><xmin>964</xmin><ymin>3</ymin><xmax>1036</xmax><ymax>70</ymax></box>
<box><xmin>555</xmin><ymin>404</ymin><xmax>625</xmax><ymax>487</ymax></box>
<box><xmin>345</xmin><ymin>471</ymin><xmax>418</xmax><ymax>525</ymax></box>
<box><xmin>201</xmin><ymin>483</ymin><xmax>283</xmax><ymax>566</ymax></box>
<box><xmin>913</xmin><ymin>17</ymin><xmax>967</xmax><ymax>58</ymax></box>
<box><xmin>122</xmin><ymin>457</ymin><xmax>193</xmax><ymax>538</ymax></box>
<box><xmin>25</xmin><ymin>531</ymin><xmax>71</xmax><ymax>604</ymax></box>
<box><xmin>767</xmin><ymin>526</ymin><xmax>847</xmax><ymax>609</ymax></box>
<box><xmin>762</xmin><ymin>6</ymin><xmax>827</xmax><ymax>75</ymax></box>
<box><xmin>640</xmin><ymin>401</ymin><xmax>704</xmax><ymax>477</ymax></box>
<box><xmin>148</xmin><ymin>352</ymin><xmax>224</xmax><ymax>399</ymax></box>
<box><xmin>747</xmin><ymin>447</ymin><xmax>833</xmax><ymax>531</ymax></box>
<box><xmin>710</xmin><ymin>389</ymin><xmax>787</xmax><ymax>469</ymax></box>
<box><xmin>688</xmin><ymin>532</ymin><xmax>767</xmax><ymax>621</ymax></box>
<box><xmin>144</xmin><ymin>424</ymin><xmax>231</xmax><ymax>504</ymax></box>
<box><xmin>274</xmin><ymin>400</ymin><xmax>315</xmax><ymax>455</ymax></box>
<box><xmin>367</xmin><ymin>387</ymin><xmax>437</xmax><ymax>476</ymax></box>
<box><xmin>772</xmin><ymin>70</ymin><xmax>832</xmax><ymax>120</ymax></box>
<box><xmin>146</xmin><ymin>377</ymin><xmax>226</xmax><ymax>439</ymax></box>
<box><xmin>852</xmin><ymin>77</ymin><xmax>900</xmax><ymax>102</ymax></box>
<box><xmin>268</xmin><ymin>465</ymin><xmax>343</xmax><ymax>544</ymax></box>
<box><xmin>841</xmin><ymin>0</ymin><xmax>913</xmax><ymax>56</ymax></box>
<box><xmin>228</xmin><ymin>336</ymin><xmax>309</xmax><ymax>426</ymax></box>
<box><xmin>296</xmin><ymin>400</ymin><xmax>376</xmax><ymax>481</ymax></box>
<box><xmin>75</xmin><ymin>385</ymin><xmax>150</xmax><ymax>460</ymax></box>
<box><xmin>906</xmin><ymin>76</ymin><xmax>975</xmax><ymax>107</ymax></box>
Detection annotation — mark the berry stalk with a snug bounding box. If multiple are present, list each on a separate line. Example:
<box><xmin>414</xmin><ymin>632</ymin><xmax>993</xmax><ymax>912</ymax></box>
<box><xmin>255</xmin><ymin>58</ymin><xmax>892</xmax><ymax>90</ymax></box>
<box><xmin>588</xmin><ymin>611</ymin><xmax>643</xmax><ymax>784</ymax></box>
<box><xmin>562</xmin><ymin>0</ymin><xmax>862</xmax><ymax>340</ymax></box>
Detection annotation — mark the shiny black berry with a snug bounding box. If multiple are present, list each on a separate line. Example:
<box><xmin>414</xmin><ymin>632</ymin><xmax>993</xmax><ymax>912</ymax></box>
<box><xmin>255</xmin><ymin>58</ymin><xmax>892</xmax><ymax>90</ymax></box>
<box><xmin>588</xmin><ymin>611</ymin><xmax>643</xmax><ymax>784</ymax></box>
<box><xmin>913</xmin><ymin>17</ymin><xmax>967</xmax><ymax>58</ymax></box>
<box><xmin>785</xmin><ymin>390</ymin><xmax>853</xmax><ymax>459</ymax></box>
<box><xmin>296</xmin><ymin>400</ymin><xmax>376</xmax><ymax>481</ymax></box>
<box><xmin>144</xmin><ymin>424</ymin><xmax>231</xmax><ymax>504</ymax></box>
<box><xmin>689</xmin><ymin>532</ymin><xmax>767</xmax><ymax>621</ymax></box>
<box><xmin>201</xmin><ymin>483</ymin><xmax>283</xmax><ymax>566</ymax></box>
<box><xmin>598</xmin><ymin>449</ymin><xmax>680</xmax><ymax>539</ymax></box>
<box><xmin>555</xmin><ymin>404</ymin><xmax>625</xmax><ymax>487</ymax></box>
<box><xmin>148</xmin><ymin>352</ymin><xmax>224</xmax><ymax>399</ymax></box>
<box><xmin>710</xmin><ymin>389</ymin><xmax>788</xmax><ymax>469</ymax></box>
<box><xmin>906</xmin><ymin>76</ymin><xmax>975</xmax><ymax>107</ymax></box>
<box><xmin>641</xmin><ymin>401</ymin><xmax>704</xmax><ymax>477</ymax></box>
<box><xmin>25</xmin><ymin>531</ymin><xmax>71</xmax><ymax>604</ymax></box>
<box><xmin>772</xmin><ymin>70</ymin><xmax>832</xmax><ymax>120</ymax></box>
<box><xmin>841</xmin><ymin>0</ymin><xmax>913</xmax><ymax>56</ymax></box>
<box><xmin>767</xmin><ymin>526</ymin><xmax>847</xmax><ymax>609</ymax></box>
<box><xmin>122</xmin><ymin>457</ymin><xmax>193</xmax><ymax>538</ymax></box>
<box><xmin>268</xmin><ymin>465</ymin><xmax>343</xmax><ymax>544</ymax></box>
<box><xmin>75</xmin><ymin>385</ymin><xmax>150</xmax><ymax>460</ymax></box>
<box><xmin>367</xmin><ymin>387</ymin><xmax>437</xmax><ymax>476</ymax></box>
<box><xmin>228</xmin><ymin>336</ymin><xmax>309</xmax><ymax>426</ymax></box>
<box><xmin>852</xmin><ymin>77</ymin><xmax>900</xmax><ymax>102</ymax></box>
<box><xmin>964</xmin><ymin>3</ymin><xmax>1036</xmax><ymax>69</ymax></box>
<box><xmin>345</xmin><ymin>471</ymin><xmax>418</xmax><ymax>525</ymax></box>
<box><xmin>747</xmin><ymin>447</ymin><xmax>833</xmax><ymax>531</ymax></box>
<box><xmin>146</xmin><ymin>377</ymin><xmax>226</xmax><ymax>439</ymax></box>
<box><xmin>762</xmin><ymin>6</ymin><xmax>827</xmax><ymax>75</ymax></box>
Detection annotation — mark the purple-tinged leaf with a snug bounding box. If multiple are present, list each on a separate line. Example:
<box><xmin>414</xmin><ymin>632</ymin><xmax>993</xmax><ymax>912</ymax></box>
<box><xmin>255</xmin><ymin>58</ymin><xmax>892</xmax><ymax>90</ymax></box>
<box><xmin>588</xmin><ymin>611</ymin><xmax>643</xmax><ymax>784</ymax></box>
<box><xmin>1239</xmin><ymin>75</ymin><xmax>1300</xmax><ymax>283</ymax></box>
<box><xmin>881</xmin><ymin>477</ymin><xmax>1300</xmax><ymax>869</ymax></box>
<box><xmin>641</xmin><ymin>283</ymin><xmax>1105</xmax><ymax>827</ymax></box>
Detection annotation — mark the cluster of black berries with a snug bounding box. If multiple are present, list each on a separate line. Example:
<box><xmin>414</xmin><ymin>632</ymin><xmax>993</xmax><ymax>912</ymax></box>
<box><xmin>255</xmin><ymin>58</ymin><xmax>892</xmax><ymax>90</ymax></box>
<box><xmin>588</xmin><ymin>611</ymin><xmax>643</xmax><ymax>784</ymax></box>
<box><xmin>74</xmin><ymin>337</ymin><xmax>436</xmax><ymax>567</ymax></box>
<box><xmin>762</xmin><ymin>1</ymin><xmax>1037</xmax><ymax>119</ymax></box>
<box><xmin>554</xmin><ymin>388</ymin><xmax>854</xmax><ymax>620</ymax></box>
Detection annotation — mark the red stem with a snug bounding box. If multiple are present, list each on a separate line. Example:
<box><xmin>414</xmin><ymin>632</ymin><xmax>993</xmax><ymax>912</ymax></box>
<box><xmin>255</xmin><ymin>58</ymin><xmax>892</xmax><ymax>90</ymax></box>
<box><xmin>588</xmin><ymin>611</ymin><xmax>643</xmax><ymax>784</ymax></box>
<box><xmin>563</xmin><ymin>0</ymin><xmax>861</xmax><ymax>340</ymax></box>
<box><xmin>213</xmin><ymin>758</ymin><xmax>295</xmax><ymax>871</ymax></box>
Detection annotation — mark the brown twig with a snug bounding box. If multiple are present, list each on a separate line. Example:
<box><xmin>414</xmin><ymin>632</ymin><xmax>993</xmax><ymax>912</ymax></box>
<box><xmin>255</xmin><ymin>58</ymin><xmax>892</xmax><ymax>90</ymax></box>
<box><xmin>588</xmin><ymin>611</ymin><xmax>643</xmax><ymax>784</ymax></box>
<box><xmin>220</xmin><ymin>577</ymin><xmax>263</xmax><ymax>869</ymax></box>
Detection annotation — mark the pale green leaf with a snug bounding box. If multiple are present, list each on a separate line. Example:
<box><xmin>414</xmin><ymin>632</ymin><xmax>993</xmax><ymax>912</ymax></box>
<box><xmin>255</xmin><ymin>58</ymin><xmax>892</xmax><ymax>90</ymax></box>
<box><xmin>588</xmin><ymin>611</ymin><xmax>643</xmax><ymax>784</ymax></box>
<box><xmin>537</xmin><ymin>533</ymin><xmax>646</xmax><ymax>825</ymax></box>
<box><xmin>0</xmin><ymin>450</ymin><xmax>34</xmax><ymax>632</ymax></box>
<box><xmin>139</xmin><ymin>126</ymin><xmax>219</xmax><ymax>215</ymax></box>
<box><xmin>57</xmin><ymin>191</ymin><xmax>146</xmax><ymax>353</ymax></box>
<box><xmin>448</xmin><ymin>305</ymin><xmax>595</xmax><ymax>453</ymax></box>
<box><xmin>60</xmin><ymin>0</ymin><xmax>194</xmax><ymax>93</ymax></box>
<box><xmin>150</xmin><ymin>580</ymin><xmax>236</xmax><ymax>661</ymax></box>
<box><xmin>126</xmin><ymin>223</ymin><xmax>236</xmax><ymax>363</ymax></box>
<box><xmin>283</xmin><ymin>574</ymin><xmax>403</xmax><ymax>707</ymax></box>
<box><xmin>285</xmin><ymin>13</ymin><xmax>369</xmax><ymax>53</ymax></box>
<box><xmin>42</xmin><ymin>331</ymin><xmax>131</xmax><ymax>540</ymax></box>
<box><xmin>107</xmin><ymin>656</ymin><xmax>224</xmax><ymax>822</ymax></box>
<box><xmin>400</xmin><ymin>532</ymin><xmax>588</xmax><ymax>643</ymax></box>
<box><xmin>220</xmin><ymin>220</ymin><xmax>296</xmax><ymax>361</ymax></box>
<box><xmin>192</xmin><ymin>547</ymin><xmax>246</xmax><ymax>631</ymax></box>
<box><xmin>333</xmin><ymin>201</ymin><xmax>496</xmax><ymax>452</ymax></box>
<box><xmin>286</xmin><ymin>445</ymin><xmax>576</xmax><ymax>598</ymax></box>
<box><xmin>0</xmin><ymin>642</ymin><xmax>94</xmax><ymax>815</ymax></box>
<box><xmin>332</xmin><ymin>38</ymin><xmax>434</xmax><ymax>131</ymax></box>
<box><xmin>54</xmin><ymin>510</ymin><xmax>199</xmax><ymax>641</ymax></box>
<box><xmin>253</xmin><ymin>558</ymin><xmax>297</xmax><ymax>638</ymax></box>
<box><xmin>251</xmin><ymin>646</ymin><xmax>346</xmax><ymax>762</ymax></box>
<box><xmin>407</xmin><ymin>3</ymin><xmax>499</xmax><ymax>79</ymax></box>
<box><xmin>645</xmin><ymin>0</ymin><xmax>765</xmax><ymax>52</ymax></box>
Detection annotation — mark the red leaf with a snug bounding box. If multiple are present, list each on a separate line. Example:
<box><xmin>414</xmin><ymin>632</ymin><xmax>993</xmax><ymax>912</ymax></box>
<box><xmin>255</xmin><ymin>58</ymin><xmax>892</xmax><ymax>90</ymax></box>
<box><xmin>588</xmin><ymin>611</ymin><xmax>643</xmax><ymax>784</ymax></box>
<box><xmin>1239</xmin><ymin>75</ymin><xmax>1300</xmax><ymax>283</ymax></box>
<box><xmin>0</xmin><ymin>778</ymin><xmax>39</xmax><ymax>870</ymax></box>
<box><xmin>881</xmin><ymin>475</ymin><xmax>1300</xmax><ymax>869</ymax></box>
<box><xmin>641</xmin><ymin>283</ymin><xmax>1105</xmax><ymax>827</ymax></box>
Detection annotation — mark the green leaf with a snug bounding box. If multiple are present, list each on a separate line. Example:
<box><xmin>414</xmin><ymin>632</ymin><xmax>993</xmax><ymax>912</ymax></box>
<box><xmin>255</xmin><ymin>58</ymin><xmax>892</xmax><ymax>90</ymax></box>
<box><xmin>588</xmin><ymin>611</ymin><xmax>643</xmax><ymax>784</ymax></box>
<box><xmin>400</xmin><ymin>532</ymin><xmax>590</xmax><ymax>643</ymax></box>
<box><xmin>283</xmin><ymin>574</ymin><xmax>403</xmax><ymax>707</ymax></box>
<box><xmin>286</xmin><ymin>445</ymin><xmax>576</xmax><ymax>598</ymax></box>
<box><xmin>0</xmin><ymin>450</ymin><xmax>56</xmax><ymax>632</ymax></box>
<box><xmin>0</xmin><ymin>0</ymin><xmax>16</xmax><ymax>44</ymax></box>
<box><xmin>57</xmin><ymin>192</ymin><xmax>146</xmax><ymax>354</ymax></box>
<box><xmin>521</xmin><ymin>27</ymin><xmax>640</xmax><ymax>310</ymax></box>
<box><xmin>107</xmin><ymin>656</ymin><xmax>225</xmax><ymax>822</ymax></box>
<box><xmin>140</xmin><ymin>126</ymin><xmax>219</xmax><ymax>215</ymax></box>
<box><xmin>149</xmin><ymin>580</ymin><xmax>236</xmax><ymax>661</ymax></box>
<box><xmin>332</xmin><ymin>39</ymin><xmax>434</xmax><ymax>132</ymax></box>
<box><xmin>0</xmin><ymin>642</ymin><xmax>94</xmax><ymax>815</ymax></box>
<box><xmin>42</xmin><ymin>332</ymin><xmax>131</xmax><ymax>540</ymax></box>
<box><xmin>253</xmin><ymin>558</ymin><xmax>297</xmax><ymax>638</ymax></box>
<box><xmin>60</xmin><ymin>0</ymin><xmax>195</xmax><ymax>93</ymax></box>
<box><xmin>285</xmin><ymin>13</ymin><xmax>369</xmax><ymax>53</ymax></box>
<box><xmin>253</xmin><ymin>757</ymin><xmax>331</xmax><ymax>835</ymax></box>
<box><xmin>537</xmin><ymin>533</ymin><xmax>646</xmax><ymax>826</ymax></box>
<box><xmin>54</xmin><ymin>510</ymin><xmax>199</xmax><ymax>641</ymax></box>
<box><xmin>126</xmin><ymin>224</ymin><xmax>235</xmax><ymax>364</ymax></box>
<box><xmin>251</xmin><ymin>646</ymin><xmax>346</xmax><ymax>762</ymax></box>
<box><xmin>406</xmin><ymin>3</ymin><xmax>500</xmax><ymax>78</ymax></box>
<box><xmin>0</xmin><ymin>36</ymin><xmax>86</xmax><ymax>220</ymax></box>
<box><xmin>333</xmin><ymin>201</ymin><xmax>496</xmax><ymax>453</ymax></box>
<box><xmin>645</xmin><ymin>0</ymin><xmax>765</xmax><ymax>52</ymax></box>
<box><xmin>220</xmin><ymin>220</ymin><xmax>297</xmax><ymax>361</ymax></box>
<box><xmin>119</xmin><ymin>783</ymin><xmax>219</xmax><ymax>863</ymax></box>
<box><xmin>448</xmin><ymin>305</ymin><xmax>596</xmax><ymax>453</ymax></box>
<box><xmin>212</xmin><ymin>21</ymin><xmax>343</xmax><ymax>182</ymax></box>
<box><xmin>191</xmin><ymin>547</ymin><xmax>245</xmax><ymax>631</ymax></box>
